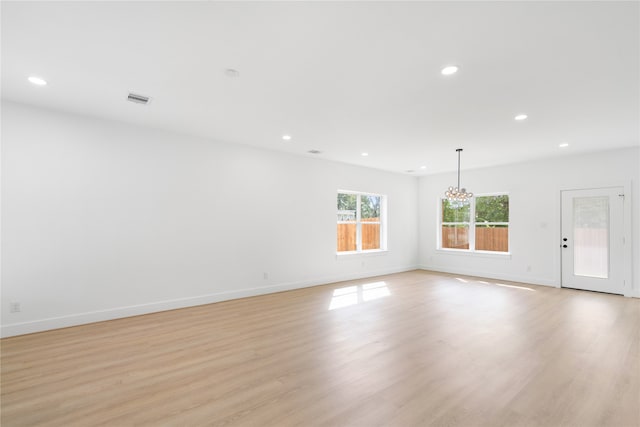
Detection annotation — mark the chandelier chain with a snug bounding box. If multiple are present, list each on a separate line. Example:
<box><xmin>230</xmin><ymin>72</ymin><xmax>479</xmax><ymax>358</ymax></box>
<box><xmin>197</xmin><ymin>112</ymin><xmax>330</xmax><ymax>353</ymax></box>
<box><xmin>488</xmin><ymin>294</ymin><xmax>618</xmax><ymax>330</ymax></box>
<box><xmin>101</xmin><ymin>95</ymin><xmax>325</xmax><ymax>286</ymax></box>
<box><xmin>445</xmin><ymin>148</ymin><xmax>473</xmax><ymax>206</ymax></box>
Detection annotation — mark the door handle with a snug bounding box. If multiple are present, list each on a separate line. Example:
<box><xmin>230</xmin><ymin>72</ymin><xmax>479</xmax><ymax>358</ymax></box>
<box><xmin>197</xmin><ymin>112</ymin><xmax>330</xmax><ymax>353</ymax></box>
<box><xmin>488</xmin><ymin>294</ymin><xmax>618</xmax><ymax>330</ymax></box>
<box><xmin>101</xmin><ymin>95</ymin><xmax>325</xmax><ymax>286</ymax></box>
<box><xmin>563</xmin><ymin>238</ymin><xmax>568</xmax><ymax>241</ymax></box>
<box><xmin>562</xmin><ymin>244</ymin><xmax>568</xmax><ymax>248</ymax></box>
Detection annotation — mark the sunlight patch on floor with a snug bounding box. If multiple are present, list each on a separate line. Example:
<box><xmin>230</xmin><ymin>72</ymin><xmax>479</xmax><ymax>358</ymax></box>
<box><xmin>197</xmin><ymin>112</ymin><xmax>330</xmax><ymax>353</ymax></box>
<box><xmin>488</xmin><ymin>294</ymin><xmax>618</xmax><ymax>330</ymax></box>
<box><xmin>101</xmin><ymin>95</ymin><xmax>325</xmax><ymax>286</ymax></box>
<box><xmin>494</xmin><ymin>283</ymin><xmax>536</xmax><ymax>291</ymax></box>
<box><xmin>329</xmin><ymin>281</ymin><xmax>390</xmax><ymax>310</ymax></box>
<box><xmin>457</xmin><ymin>278</ymin><xmax>536</xmax><ymax>292</ymax></box>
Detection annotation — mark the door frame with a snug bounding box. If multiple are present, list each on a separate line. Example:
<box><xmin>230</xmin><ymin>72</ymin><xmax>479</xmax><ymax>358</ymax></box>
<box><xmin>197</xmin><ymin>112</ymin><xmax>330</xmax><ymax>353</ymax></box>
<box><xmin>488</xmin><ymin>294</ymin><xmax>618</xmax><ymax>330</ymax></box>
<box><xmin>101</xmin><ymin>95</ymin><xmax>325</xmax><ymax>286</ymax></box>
<box><xmin>559</xmin><ymin>181</ymin><xmax>633</xmax><ymax>297</ymax></box>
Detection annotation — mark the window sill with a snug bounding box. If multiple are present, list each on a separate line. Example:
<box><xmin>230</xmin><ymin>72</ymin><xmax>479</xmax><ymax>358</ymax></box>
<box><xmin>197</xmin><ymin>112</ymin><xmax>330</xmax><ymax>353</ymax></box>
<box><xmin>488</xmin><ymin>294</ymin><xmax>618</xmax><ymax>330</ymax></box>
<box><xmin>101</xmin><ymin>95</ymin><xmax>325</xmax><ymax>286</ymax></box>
<box><xmin>336</xmin><ymin>249</ymin><xmax>389</xmax><ymax>258</ymax></box>
<box><xmin>436</xmin><ymin>248</ymin><xmax>512</xmax><ymax>259</ymax></box>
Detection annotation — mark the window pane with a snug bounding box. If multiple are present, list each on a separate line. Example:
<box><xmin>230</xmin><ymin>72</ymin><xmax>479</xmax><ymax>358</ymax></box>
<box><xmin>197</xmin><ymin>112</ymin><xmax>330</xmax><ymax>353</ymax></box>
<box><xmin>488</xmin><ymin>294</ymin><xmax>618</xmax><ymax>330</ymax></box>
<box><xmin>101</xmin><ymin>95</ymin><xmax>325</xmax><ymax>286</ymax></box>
<box><xmin>362</xmin><ymin>223</ymin><xmax>380</xmax><ymax>250</ymax></box>
<box><xmin>337</xmin><ymin>193</ymin><xmax>357</xmax><ymax>210</ymax></box>
<box><xmin>442</xmin><ymin>199</ymin><xmax>470</xmax><ymax>222</ymax></box>
<box><xmin>337</xmin><ymin>212</ymin><xmax>356</xmax><ymax>222</ymax></box>
<box><xmin>337</xmin><ymin>193</ymin><xmax>357</xmax><ymax>222</ymax></box>
<box><xmin>361</xmin><ymin>195</ymin><xmax>380</xmax><ymax>221</ymax></box>
<box><xmin>573</xmin><ymin>196</ymin><xmax>608</xmax><ymax>278</ymax></box>
<box><xmin>475</xmin><ymin>195</ymin><xmax>509</xmax><ymax>223</ymax></box>
<box><xmin>441</xmin><ymin>225</ymin><xmax>469</xmax><ymax>249</ymax></box>
<box><xmin>475</xmin><ymin>225</ymin><xmax>509</xmax><ymax>252</ymax></box>
<box><xmin>337</xmin><ymin>223</ymin><xmax>357</xmax><ymax>252</ymax></box>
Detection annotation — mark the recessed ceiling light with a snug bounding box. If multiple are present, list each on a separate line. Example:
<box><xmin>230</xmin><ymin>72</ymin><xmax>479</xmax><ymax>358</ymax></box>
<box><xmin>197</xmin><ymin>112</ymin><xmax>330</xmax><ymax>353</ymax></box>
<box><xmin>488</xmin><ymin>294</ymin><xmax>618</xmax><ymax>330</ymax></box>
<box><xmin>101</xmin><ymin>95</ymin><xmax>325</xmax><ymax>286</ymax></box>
<box><xmin>282</xmin><ymin>135</ymin><xmax>292</xmax><ymax>141</ymax></box>
<box><xmin>441</xmin><ymin>65</ymin><xmax>459</xmax><ymax>76</ymax></box>
<box><xmin>406</xmin><ymin>170</ymin><xmax>415</xmax><ymax>173</ymax></box>
<box><xmin>361</xmin><ymin>152</ymin><xmax>369</xmax><ymax>157</ymax></box>
<box><xmin>420</xmin><ymin>165</ymin><xmax>427</xmax><ymax>170</ymax></box>
<box><xmin>514</xmin><ymin>114</ymin><xmax>528</xmax><ymax>121</ymax></box>
<box><xmin>307</xmin><ymin>149</ymin><xmax>322</xmax><ymax>154</ymax></box>
<box><xmin>559</xmin><ymin>143</ymin><xmax>569</xmax><ymax>148</ymax></box>
<box><xmin>28</xmin><ymin>76</ymin><xmax>47</xmax><ymax>86</ymax></box>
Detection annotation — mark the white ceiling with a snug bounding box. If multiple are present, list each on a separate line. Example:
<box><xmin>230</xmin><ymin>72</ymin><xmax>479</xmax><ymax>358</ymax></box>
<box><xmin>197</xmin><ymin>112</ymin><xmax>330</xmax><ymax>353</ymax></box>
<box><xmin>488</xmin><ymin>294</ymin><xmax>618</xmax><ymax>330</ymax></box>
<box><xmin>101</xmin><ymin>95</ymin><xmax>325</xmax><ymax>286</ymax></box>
<box><xmin>2</xmin><ymin>1</ymin><xmax>638</xmax><ymax>175</ymax></box>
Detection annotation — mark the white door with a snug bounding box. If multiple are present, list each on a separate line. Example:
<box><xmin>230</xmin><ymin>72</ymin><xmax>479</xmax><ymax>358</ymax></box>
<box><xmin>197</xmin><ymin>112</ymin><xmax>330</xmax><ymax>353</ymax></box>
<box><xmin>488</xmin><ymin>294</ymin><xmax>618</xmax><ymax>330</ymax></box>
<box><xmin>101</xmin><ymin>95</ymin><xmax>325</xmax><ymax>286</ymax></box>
<box><xmin>561</xmin><ymin>187</ymin><xmax>625</xmax><ymax>295</ymax></box>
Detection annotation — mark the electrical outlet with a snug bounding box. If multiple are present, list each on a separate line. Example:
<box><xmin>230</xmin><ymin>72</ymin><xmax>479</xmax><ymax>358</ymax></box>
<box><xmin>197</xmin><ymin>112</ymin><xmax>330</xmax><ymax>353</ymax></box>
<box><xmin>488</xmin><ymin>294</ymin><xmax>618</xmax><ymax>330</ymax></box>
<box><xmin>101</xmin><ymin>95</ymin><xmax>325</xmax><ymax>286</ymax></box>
<box><xmin>10</xmin><ymin>302</ymin><xmax>21</xmax><ymax>313</ymax></box>
<box><xmin>526</xmin><ymin>265</ymin><xmax>532</xmax><ymax>272</ymax></box>
<box><xmin>263</xmin><ymin>272</ymin><xmax>268</xmax><ymax>280</ymax></box>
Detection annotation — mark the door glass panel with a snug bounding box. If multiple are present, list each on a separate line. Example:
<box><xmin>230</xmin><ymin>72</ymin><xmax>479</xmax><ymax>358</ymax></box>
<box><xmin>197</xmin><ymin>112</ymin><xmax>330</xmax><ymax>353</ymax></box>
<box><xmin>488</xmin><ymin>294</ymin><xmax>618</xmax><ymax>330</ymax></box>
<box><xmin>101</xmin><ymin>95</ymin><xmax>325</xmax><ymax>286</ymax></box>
<box><xmin>573</xmin><ymin>196</ymin><xmax>609</xmax><ymax>278</ymax></box>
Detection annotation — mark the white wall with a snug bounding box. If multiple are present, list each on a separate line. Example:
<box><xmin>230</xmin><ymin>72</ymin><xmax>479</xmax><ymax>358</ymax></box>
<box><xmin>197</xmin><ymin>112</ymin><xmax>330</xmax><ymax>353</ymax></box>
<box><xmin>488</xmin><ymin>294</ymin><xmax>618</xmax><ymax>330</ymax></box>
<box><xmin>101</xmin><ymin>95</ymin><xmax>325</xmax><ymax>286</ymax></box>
<box><xmin>418</xmin><ymin>147</ymin><xmax>639</xmax><ymax>296</ymax></box>
<box><xmin>3</xmin><ymin>101</ymin><xmax>637</xmax><ymax>338</ymax></box>
<box><xmin>1</xmin><ymin>101</ymin><xmax>419</xmax><ymax>337</ymax></box>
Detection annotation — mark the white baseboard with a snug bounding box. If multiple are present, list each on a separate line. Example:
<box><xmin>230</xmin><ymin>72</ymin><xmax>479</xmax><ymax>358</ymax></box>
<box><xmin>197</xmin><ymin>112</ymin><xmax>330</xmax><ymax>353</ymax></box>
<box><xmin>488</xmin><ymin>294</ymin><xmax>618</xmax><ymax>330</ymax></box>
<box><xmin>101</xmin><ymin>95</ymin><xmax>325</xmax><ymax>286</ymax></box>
<box><xmin>417</xmin><ymin>264</ymin><xmax>558</xmax><ymax>288</ymax></box>
<box><xmin>419</xmin><ymin>265</ymin><xmax>640</xmax><ymax>298</ymax></box>
<box><xmin>1</xmin><ymin>265</ymin><xmax>418</xmax><ymax>338</ymax></box>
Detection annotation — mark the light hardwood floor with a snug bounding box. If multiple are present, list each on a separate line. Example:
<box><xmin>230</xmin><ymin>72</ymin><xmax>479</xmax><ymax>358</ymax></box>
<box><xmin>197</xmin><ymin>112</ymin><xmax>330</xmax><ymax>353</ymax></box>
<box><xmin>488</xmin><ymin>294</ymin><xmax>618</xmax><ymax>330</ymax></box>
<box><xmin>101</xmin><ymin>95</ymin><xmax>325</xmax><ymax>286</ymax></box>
<box><xmin>2</xmin><ymin>270</ymin><xmax>639</xmax><ymax>426</ymax></box>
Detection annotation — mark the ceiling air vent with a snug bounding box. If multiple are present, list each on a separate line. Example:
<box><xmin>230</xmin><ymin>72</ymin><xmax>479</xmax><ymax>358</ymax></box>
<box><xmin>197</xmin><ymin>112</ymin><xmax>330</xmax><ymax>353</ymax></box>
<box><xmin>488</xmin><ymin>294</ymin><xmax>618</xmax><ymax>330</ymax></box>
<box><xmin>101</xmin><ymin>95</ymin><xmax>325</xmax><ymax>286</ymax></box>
<box><xmin>127</xmin><ymin>93</ymin><xmax>150</xmax><ymax>105</ymax></box>
<box><xmin>307</xmin><ymin>149</ymin><xmax>322</xmax><ymax>154</ymax></box>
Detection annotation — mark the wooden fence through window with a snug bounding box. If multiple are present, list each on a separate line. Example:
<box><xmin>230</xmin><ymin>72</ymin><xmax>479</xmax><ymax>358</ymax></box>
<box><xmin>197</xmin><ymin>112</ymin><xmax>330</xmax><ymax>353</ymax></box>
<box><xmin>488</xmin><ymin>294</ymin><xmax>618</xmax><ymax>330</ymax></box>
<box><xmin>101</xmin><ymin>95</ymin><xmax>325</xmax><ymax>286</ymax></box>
<box><xmin>337</xmin><ymin>220</ymin><xmax>380</xmax><ymax>252</ymax></box>
<box><xmin>337</xmin><ymin>223</ymin><xmax>507</xmax><ymax>252</ymax></box>
<box><xmin>441</xmin><ymin>226</ymin><xmax>509</xmax><ymax>252</ymax></box>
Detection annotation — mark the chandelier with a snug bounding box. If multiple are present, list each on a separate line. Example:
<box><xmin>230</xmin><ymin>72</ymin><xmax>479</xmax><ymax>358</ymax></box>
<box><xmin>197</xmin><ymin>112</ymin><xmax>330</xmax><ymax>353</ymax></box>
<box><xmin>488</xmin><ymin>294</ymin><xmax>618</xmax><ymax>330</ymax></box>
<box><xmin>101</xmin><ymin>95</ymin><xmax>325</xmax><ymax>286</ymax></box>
<box><xmin>445</xmin><ymin>148</ymin><xmax>473</xmax><ymax>206</ymax></box>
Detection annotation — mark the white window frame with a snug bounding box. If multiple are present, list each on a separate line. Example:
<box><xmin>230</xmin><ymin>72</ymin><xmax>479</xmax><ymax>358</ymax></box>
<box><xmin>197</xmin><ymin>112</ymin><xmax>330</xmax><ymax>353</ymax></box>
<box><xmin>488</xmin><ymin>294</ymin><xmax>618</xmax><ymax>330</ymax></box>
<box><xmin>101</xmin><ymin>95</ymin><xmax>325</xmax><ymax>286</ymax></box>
<box><xmin>438</xmin><ymin>192</ymin><xmax>510</xmax><ymax>255</ymax></box>
<box><xmin>337</xmin><ymin>190</ymin><xmax>387</xmax><ymax>254</ymax></box>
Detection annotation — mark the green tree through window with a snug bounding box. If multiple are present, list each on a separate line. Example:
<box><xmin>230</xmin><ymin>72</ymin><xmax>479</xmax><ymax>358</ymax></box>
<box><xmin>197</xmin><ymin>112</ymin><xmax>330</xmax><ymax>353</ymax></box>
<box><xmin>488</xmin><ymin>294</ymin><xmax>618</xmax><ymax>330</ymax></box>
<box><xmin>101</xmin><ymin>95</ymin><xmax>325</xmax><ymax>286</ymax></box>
<box><xmin>337</xmin><ymin>193</ymin><xmax>356</xmax><ymax>211</ymax></box>
<box><xmin>475</xmin><ymin>195</ymin><xmax>509</xmax><ymax>223</ymax></box>
<box><xmin>361</xmin><ymin>195</ymin><xmax>380</xmax><ymax>220</ymax></box>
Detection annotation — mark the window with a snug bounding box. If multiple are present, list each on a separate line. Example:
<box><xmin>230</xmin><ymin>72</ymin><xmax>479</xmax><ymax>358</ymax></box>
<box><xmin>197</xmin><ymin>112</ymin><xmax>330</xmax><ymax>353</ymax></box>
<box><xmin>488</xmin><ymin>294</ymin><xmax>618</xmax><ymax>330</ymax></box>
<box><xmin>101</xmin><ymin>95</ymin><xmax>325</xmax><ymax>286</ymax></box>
<box><xmin>337</xmin><ymin>191</ymin><xmax>386</xmax><ymax>253</ymax></box>
<box><xmin>441</xmin><ymin>200</ymin><xmax>470</xmax><ymax>250</ymax></box>
<box><xmin>440</xmin><ymin>194</ymin><xmax>509</xmax><ymax>253</ymax></box>
<box><xmin>474</xmin><ymin>194</ymin><xmax>509</xmax><ymax>252</ymax></box>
